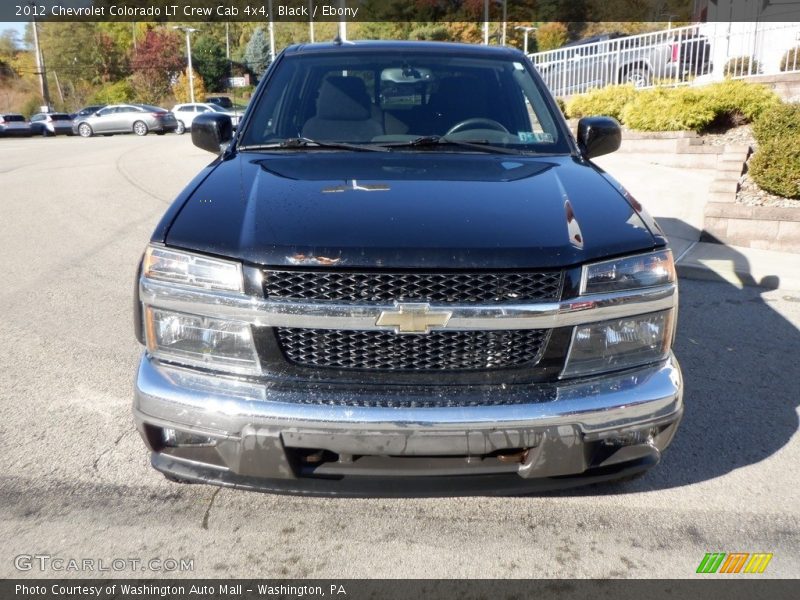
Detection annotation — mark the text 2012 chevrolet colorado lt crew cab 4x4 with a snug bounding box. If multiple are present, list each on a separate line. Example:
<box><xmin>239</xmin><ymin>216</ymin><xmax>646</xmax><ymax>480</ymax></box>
<box><xmin>133</xmin><ymin>41</ymin><xmax>683</xmax><ymax>496</ymax></box>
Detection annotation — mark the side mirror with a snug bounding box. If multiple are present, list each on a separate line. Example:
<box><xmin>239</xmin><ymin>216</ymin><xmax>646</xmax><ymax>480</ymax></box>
<box><xmin>192</xmin><ymin>112</ymin><xmax>233</xmax><ymax>154</ymax></box>
<box><xmin>577</xmin><ymin>116</ymin><xmax>622</xmax><ymax>159</ymax></box>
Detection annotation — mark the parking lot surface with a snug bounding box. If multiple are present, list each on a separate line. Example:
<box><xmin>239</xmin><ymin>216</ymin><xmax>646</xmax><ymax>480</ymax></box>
<box><xmin>1</xmin><ymin>135</ymin><xmax>798</xmax><ymax>578</ymax></box>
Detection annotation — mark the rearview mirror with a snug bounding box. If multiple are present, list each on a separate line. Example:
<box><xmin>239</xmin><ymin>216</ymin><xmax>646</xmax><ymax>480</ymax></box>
<box><xmin>192</xmin><ymin>112</ymin><xmax>233</xmax><ymax>154</ymax></box>
<box><xmin>577</xmin><ymin>116</ymin><xmax>622</xmax><ymax>159</ymax></box>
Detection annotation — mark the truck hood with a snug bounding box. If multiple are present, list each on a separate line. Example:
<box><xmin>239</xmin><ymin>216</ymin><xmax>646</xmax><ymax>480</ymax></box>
<box><xmin>163</xmin><ymin>151</ymin><xmax>658</xmax><ymax>269</ymax></box>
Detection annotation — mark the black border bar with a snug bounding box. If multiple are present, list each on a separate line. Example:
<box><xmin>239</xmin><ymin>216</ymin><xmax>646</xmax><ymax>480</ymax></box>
<box><xmin>2</xmin><ymin>1</ymin><xmax>800</xmax><ymax>23</ymax></box>
<box><xmin>3</xmin><ymin>579</ymin><xmax>800</xmax><ymax>599</ymax></box>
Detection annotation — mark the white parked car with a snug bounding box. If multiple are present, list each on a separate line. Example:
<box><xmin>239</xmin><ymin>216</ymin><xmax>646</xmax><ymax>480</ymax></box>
<box><xmin>171</xmin><ymin>103</ymin><xmax>241</xmax><ymax>135</ymax></box>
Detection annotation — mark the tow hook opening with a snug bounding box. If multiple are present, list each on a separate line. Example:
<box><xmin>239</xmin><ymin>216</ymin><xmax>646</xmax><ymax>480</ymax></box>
<box><xmin>494</xmin><ymin>448</ymin><xmax>531</xmax><ymax>463</ymax></box>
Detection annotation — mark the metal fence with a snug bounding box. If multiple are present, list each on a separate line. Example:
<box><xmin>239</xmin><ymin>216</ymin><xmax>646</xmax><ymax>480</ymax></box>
<box><xmin>529</xmin><ymin>22</ymin><xmax>800</xmax><ymax>98</ymax></box>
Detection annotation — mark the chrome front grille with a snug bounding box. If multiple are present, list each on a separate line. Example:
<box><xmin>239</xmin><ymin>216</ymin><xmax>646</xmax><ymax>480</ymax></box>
<box><xmin>276</xmin><ymin>328</ymin><xmax>550</xmax><ymax>371</ymax></box>
<box><xmin>263</xmin><ymin>270</ymin><xmax>563</xmax><ymax>303</ymax></box>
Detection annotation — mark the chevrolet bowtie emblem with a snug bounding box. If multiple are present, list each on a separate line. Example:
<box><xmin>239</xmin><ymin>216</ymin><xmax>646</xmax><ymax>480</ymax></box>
<box><xmin>375</xmin><ymin>303</ymin><xmax>453</xmax><ymax>334</ymax></box>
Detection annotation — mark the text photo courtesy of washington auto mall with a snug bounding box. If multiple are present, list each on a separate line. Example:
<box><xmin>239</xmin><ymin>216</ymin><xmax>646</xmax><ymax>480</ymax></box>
<box><xmin>1</xmin><ymin>0</ymin><xmax>799</xmax><ymax>599</ymax></box>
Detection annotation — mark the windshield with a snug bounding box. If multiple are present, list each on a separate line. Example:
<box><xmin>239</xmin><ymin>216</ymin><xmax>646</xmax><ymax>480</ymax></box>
<box><xmin>240</xmin><ymin>49</ymin><xmax>569</xmax><ymax>154</ymax></box>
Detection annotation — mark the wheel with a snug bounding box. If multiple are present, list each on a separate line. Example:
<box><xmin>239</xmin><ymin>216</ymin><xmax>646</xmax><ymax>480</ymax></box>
<box><xmin>624</xmin><ymin>67</ymin><xmax>651</xmax><ymax>88</ymax></box>
<box><xmin>133</xmin><ymin>120</ymin><xmax>148</xmax><ymax>136</ymax></box>
<box><xmin>446</xmin><ymin>118</ymin><xmax>510</xmax><ymax>136</ymax></box>
<box><xmin>77</xmin><ymin>123</ymin><xmax>93</xmax><ymax>138</ymax></box>
<box><xmin>175</xmin><ymin>120</ymin><xmax>186</xmax><ymax>135</ymax></box>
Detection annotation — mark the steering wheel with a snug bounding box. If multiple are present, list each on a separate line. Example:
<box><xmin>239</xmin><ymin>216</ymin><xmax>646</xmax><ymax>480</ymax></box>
<box><xmin>445</xmin><ymin>118</ymin><xmax>510</xmax><ymax>136</ymax></box>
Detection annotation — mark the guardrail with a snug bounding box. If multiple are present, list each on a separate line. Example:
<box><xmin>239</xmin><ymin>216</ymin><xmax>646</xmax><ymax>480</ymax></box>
<box><xmin>529</xmin><ymin>22</ymin><xmax>800</xmax><ymax>97</ymax></box>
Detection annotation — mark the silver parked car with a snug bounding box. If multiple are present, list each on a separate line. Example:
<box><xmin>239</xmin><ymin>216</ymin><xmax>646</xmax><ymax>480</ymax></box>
<box><xmin>171</xmin><ymin>102</ymin><xmax>241</xmax><ymax>134</ymax></box>
<box><xmin>0</xmin><ymin>114</ymin><xmax>31</xmax><ymax>137</ymax></box>
<box><xmin>29</xmin><ymin>112</ymin><xmax>74</xmax><ymax>136</ymax></box>
<box><xmin>74</xmin><ymin>104</ymin><xmax>178</xmax><ymax>137</ymax></box>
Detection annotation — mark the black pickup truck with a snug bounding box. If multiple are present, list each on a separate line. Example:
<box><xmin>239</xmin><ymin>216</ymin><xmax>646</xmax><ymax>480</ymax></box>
<box><xmin>133</xmin><ymin>41</ymin><xmax>683</xmax><ymax>496</ymax></box>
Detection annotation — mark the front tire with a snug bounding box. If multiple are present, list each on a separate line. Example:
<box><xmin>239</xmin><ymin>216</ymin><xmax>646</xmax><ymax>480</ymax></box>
<box><xmin>175</xmin><ymin>121</ymin><xmax>186</xmax><ymax>135</ymax></box>
<box><xmin>624</xmin><ymin>67</ymin><xmax>652</xmax><ymax>88</ymax></box>
<box><xmin>77</xmin><ymin>123</ymin><xmax>93</xmax><ymax>138</ymax></box>
<box><xmin>133</xmin><ymin>121</ymin><xmax>148</xmax><ymax>136</ymax></box>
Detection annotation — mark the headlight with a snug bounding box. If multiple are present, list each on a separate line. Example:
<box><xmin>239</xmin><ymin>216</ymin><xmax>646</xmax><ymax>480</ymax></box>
<box><xmin>145</xmin><ymin>307</ymin><xmax>260</xmax><ymax>375</ymax></box>
<box><xmin>581</xmin><ymin>250</ymin><xmax>675</xmax><ymax>295</ymax></box>
<box><xmin>143</xmin><ymin>246</ymin><xmax>243</xmax><ymax>292</ymax></box>
<box><xmin>562</xmin><ymin>309</ymin><xmax>674</xmax><ymax>378</ymax></box>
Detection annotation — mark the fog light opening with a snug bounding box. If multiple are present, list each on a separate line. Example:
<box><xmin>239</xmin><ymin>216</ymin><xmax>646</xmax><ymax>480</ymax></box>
<box><xmin>601</xmin><ymin>427</ymin><xmax>659</xmax><ymax>448</ymax></box>
<box><xmin>161</xmin><ymin>427</ymin><xmax>217</xmax><ymax>448</ymax></box>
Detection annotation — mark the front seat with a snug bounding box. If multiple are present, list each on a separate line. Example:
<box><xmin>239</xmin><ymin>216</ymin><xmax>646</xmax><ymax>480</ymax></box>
<box><xmin>302</xmin><ymin>76</ymin><xmax>384</xmax><ymax>141</ymax></box>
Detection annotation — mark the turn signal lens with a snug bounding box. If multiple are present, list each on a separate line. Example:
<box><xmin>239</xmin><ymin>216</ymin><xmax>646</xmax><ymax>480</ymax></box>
<box><xmin>143</xmin><ymin>246</ymin><xmax>243</xmax><ymax>292</ymax></box>
<box><xmin>581</xmin><ymin>250</ymin><xmax>675</xmax><ymax>295</ymax></box>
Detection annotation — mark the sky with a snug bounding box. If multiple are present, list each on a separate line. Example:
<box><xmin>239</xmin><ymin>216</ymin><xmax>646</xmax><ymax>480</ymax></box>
<box><xmin>1</xmin><ymin>21</ymin><xmax>28</xmax><ymax>44</ymax></box>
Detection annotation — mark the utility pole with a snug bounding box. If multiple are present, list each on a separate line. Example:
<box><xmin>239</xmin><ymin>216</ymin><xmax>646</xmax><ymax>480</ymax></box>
<box><xmin>309</xmin><ymin>0</ymin><xmax>315</xmax><ymax>42</ymax></box>
<box><xmin>338</xmin><ymin>0</ymin><xmax>347</xmax><ymax>41</ymax></box>
<box><xmin>501</xmin><ymin>0</ymin><xmax>507</xmax><ymax>46</ymax></box>
<box><xmin>173</xmin><ymin>26</ymin><xmax>198</xmax><ymax>103</ymax></box>
<box><xmin>30</xmin><ymin>5</ymin><xmax>51</xmax><ymax>110</ymax></box>
<box><xmin>483</xmin><ymin>0</ymin><xmax>489</xmax><ymax>45</ymax></box>
<box><xmin>268</xmin><ymin>0</ymin><xmax>276</xmax><ymax>63</ymax></box>
<box><xmin>225</xmin><ymin>22</ymin><xmax>230</xmax><ymax>59</ymax></box>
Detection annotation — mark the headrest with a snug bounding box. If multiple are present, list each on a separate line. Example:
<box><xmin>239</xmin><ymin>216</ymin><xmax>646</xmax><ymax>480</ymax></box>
<box><xmin>316</xmin><ymin>76</ymin><xmax>372</xmax><ymax>120</ymax></box>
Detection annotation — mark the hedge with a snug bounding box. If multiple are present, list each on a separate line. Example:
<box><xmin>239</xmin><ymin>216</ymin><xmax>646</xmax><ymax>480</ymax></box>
<box><xmin>566</xmin><ymin>85</ymin><xmax>637</xmax><ymax>122</ymax></box>
<box><xmin>749</xmin><ymin>103</ymin><xmax>800</xmax><ymax>199</ymax></box>
<box><xmin>565</xmin><ymin>79</ymin><xmax>779</xmax><ymax>132</ymax></box>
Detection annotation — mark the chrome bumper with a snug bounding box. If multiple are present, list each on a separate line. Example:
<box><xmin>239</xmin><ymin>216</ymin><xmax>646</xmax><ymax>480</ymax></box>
<box><xmin>134</xmin><ymin>353</ymin><xmax>683</xmax><ymax>492</ymax></box>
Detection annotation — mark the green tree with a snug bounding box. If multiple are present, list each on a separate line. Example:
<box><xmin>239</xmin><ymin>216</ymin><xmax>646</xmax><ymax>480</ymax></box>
<box><xmin>193</xmin><ymin>35</ymin><xmax>228</xmax><ymax>92</ymax></box>
<box><xmin>536</xmin><ymin>22</ymin><xmax>569</xmax><ymax>51</ymax></box>
<box><xmin>243</xmin><ymin>28</ymin><xmax>269</xmax><ymax>77</ymax></box>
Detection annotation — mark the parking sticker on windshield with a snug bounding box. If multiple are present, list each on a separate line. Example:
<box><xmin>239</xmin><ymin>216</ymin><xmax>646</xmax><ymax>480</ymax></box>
<box><xmin>518</xmin><ymin>132</ymin><xmax>553</xmax><ymax>143</ymax></box>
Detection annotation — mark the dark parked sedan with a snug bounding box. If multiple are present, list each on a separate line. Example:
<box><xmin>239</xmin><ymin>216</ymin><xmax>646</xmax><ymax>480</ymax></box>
<box><xmin>74</xmin><ymin>104</ymin><xmax>177</xmax><ymax>137</ymax></box>
<box><xmin>29</xmin><ymin>113</ymin><xmax>74</xmax><ymax>136</ymax></box>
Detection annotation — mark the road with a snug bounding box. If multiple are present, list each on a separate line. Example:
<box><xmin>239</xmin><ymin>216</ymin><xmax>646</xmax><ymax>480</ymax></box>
<box><xmin>1</xmin><ymin>134</ymin><xmax>798</xmax><ymax>579</ymax></box>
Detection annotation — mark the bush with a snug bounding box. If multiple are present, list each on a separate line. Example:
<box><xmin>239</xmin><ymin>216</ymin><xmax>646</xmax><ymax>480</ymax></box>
<box><xmin>565</xmin><ymin>79</ymin><xmax>779</xmax><ymax>133</ymax></box>
<box><xmin>752</xmin><ymin>102</ymin><xmax>800</xmax><ymax>141</ymax></box>
<box><xmin>555</xmin><ymin>97</ymin><xmax>566</xmax><ymax>115</ymax></box>
<box><xmin>749</xmin><ymin>103</ymin><xmax>800</xmax><ymax>199</ymax></box>
<box><xmin>723</xmin><ymin>56</ymin><xmax>761</xmax><ymax>77</ymax></box>
<box><xmin>90</xmin><ymin>79</ymin><xmax>135</xmax><ymax>104</ymax></box>
<box><xmin>780</xmin><ymin>47</ymin><xmax>800</xmax><ymax>72</ymax></box>
<box><xmin>621</xmin><ymin>87</ymin><xmax>717</xmax><ymax>132</ymax></box>
<box><xmin>749</xmin><ymin>140</ymin><xmax>800</xmax><ymax>199</ymax></box>
<box><xmin>703</xmin><ymin>79</ymin><xmax>779</xmax><ymax>125</ymax></box>
<box><xmin>566</xmin><ymin>85</ymin><xmax>637</xmax><ymax>121</ymax></box>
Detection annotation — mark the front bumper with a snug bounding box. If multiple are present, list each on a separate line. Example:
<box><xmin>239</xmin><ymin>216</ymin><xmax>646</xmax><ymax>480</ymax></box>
<box><xmin>134</xmin><ymin>353</ymin><xmax>683</xmax><ymax>496</ymax></box>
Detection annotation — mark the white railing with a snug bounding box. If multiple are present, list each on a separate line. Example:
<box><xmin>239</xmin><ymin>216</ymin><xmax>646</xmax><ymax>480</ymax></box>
<box><xmin>529</xmin><ymin>22</ymin><xmax>800</xmax><ymax>97</ymax></box>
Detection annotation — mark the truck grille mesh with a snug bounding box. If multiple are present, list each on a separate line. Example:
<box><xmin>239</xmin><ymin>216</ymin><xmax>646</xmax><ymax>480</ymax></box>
<box><xmin>264</xmin><ymin>270</ymin><xmax>563</xmax><ymax>303</ymax></box>
<box><xmin>276</xmin><ymin>328</ymin><xmax>550</xmax><ymax>371</ymax></box>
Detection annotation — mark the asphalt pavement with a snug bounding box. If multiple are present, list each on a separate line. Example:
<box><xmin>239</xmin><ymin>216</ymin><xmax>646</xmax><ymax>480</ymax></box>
<box><xmin>1</xmin><ymin>135</ymin><xmax>798</xmax><ymax>579</ymax></box>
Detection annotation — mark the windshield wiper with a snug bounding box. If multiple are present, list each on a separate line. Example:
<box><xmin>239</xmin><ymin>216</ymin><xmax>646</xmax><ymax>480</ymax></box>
<box><xmin>380</xmin><ymin>135</ymin><xmax>523</xmax><ymax>155</ymax></box>
<box><xmin>239</xmin><ymin>137</ymin><xmax>390</xmax><ymax>153</ymax></box>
